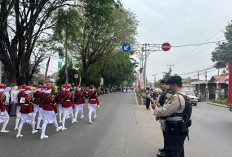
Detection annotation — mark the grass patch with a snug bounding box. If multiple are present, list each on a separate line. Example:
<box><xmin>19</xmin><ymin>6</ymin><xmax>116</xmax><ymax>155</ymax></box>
<box><xmin>212</xmin><ymin>99</ymin><xmax>228</xmax><ymax>105</ymax></box>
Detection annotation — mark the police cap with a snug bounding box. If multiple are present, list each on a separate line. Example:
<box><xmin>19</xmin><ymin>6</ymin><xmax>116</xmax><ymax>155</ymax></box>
<box><xmin>167</xmin><ymin>75</ymin><xmax>182</xmax><ymax>86</ymax></box>
<box><xmin>160</xmin><ymin>79</ymin><xmax>168</xmax><ymax>84</ymax></box>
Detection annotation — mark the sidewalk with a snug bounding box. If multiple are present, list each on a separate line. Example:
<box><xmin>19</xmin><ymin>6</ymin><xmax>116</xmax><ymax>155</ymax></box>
<box><xmin>205</xmin><ymin>101</ymin><xmax>230</xmax><ymax>108</ymax></box>
<box><xmin>132</xmin><ymin>102</ymin><xmax>164</xmax><ymax>156</ymax></box>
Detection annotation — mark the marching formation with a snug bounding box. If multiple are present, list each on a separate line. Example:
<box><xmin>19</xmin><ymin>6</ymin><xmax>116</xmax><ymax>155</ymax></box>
<box><xmin>0</xmin><ymin>84</ymin><xmax>100</xmax><ymax>140</ymax></box>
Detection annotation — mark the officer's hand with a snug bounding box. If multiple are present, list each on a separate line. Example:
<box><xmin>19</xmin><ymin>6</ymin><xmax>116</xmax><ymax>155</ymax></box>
<box><xmin>151</xmin><ymin>100</ymin><xmax>157</xmax><ymax>105</ymax></box>
<box><xmin>156</xmin><ymin>116</ymin><xmax>159</xmax><ymax>121</ymax></box>
<box><xmin>151</xmin><ymin>103</ymin><xmax>156</xmax><ymax>109</ymax></box>
<box><xmin>1</xmin><ymin>112</ymin><xmax>5</xmax><ymax>116</ymax></box>
<box><xmin>155</xmin><ymin>102</ymin><xmax>161</xmax><ymax>107</ymax></box>
<box><xmin>55</xmin><ymin>113</ymin><xmax>58</xmax><ymax>116</ymax></box>
<box><xmin>97</xmin><ymin>105</ymin><xmax>100</xmax><ymax>108</ymax></box>
<box><xmin>29</xmin><ymin>113</ymin><xmax>32</xmax><ymax>117</ymax></box>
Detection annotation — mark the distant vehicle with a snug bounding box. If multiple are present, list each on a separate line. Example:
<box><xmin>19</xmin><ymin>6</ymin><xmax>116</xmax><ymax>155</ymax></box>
<box><xmin>183</xmin><ymin>90</ymin><xmax>198</xmax><ymax>106</ymax></box>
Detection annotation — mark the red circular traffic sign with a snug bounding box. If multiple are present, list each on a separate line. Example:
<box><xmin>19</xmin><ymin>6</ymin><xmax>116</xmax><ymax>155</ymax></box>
<box><xmin>161</xmin><ymin>42</ymin><xmax>171</xmax><ymax>51</ymax></box>
<box><xmin>74</xmin><ymin>74</ymin><xmax>79</xmax><ymax>79</ymax></box>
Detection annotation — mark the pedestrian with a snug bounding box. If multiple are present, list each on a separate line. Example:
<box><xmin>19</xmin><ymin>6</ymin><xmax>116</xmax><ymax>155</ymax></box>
<box><xmin>146</xmin><ymin>87</ymin><xmax>151</xmax><ymax>110</ymax></box>
<box><xmin>40</xmin><ymin>86</ymin><xmax>62</xmax><ymax>139</ymax></box>
<box><xmin>10</xmin><ymin>86</ymin><xmax>19</xmax><ymax>116</ymax></box>
<box><xmin>4</xmin><ymin>86</ymin><xmax>11</xmax><ymax>113</ymax></box>
<box><xmin>56</xmin><ymin>85</ymin><xmax>66</xmax><ymax>123</ymax></box>
<box><xmin>36</xmin><ymin>86</ymin><xmax>46</xmax><ymax>130</ymax></box>
<box><xmin>88</xmin><ymin>85</ymin><xmax>100</xmax><ymax>124</ymax></box>
<box><xmin>152</xmin><ymin>76</ymin><xmax>188</xmax><ymax>157</ymax></box>
<box><xmin>61</xmin><ymin>85</ymin><xmax>75</xmax><ymax>130</ymax></box>
<box><xmin>74</xmin><ymin>85</ymin><xmax>85</xmax><ymax>122</ymax></box>
<box><xmin>14</xmin><ymin>85</ymin><xmax>26</xmax><ymax>130</ymax></box>
<box><xmin>16</xmin><ymin>86</ymin><xmax>38</xmax><ymax>138</ymax></box>
<box><xmin>155</xmin><ymin>79</ymin><xmax>172</xmax><ymax>157</ymax></box>
<box><xmin>33</xmin><ymin>85</ymin><xmax>41</xmax><ymax>122</ymax></box>
<box><xmin>0</xmin><ymin>85</ymin><xmax>10</xmax><ymax>133</ymax></box>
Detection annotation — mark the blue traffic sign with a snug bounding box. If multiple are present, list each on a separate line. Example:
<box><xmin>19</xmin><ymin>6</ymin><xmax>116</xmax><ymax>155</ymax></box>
<box><xmin>122</xmin><ymin>43</ymin><xmax>131</xmax><ymax>52</ymax></box>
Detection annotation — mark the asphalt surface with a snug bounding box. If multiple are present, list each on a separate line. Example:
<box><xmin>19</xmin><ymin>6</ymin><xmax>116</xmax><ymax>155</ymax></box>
<box><xmin>0</xmin><ymin>93</ymin><xmax>232</xmax><ymax>157</ymax></box>
<box><xmin>0</xmin><ymin>92</ymin><xmax>162</xmax><ymax>157</ymax></box>
<box><xmin>185</xmin><ymin>102</ymin><xmax>232</xmax><ymax>157</ymax></box>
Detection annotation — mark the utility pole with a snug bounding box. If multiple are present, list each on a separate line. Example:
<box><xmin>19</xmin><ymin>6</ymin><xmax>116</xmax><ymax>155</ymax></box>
<box><xmin>65</xmin><ymin>32</ymin><xmax>69</xmax><ymax>84</ymax></box>
<box><xmin>152</xmin><ymin>74</ymin><xmax>157</xmax><ymax>89</ymax></box>
<box><xmin>143</xmin><ymin>43</ymin><xmax>149</xmax><ymax>88</ymax></box>
<box><xmin>167</xmin><ymin>64</ymin><xmax>174</xmax><ymax>75</ymax></box>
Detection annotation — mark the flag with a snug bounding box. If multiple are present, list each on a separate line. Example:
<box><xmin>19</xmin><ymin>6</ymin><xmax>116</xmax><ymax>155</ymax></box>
<box><xmin>44</xmin><ymin>57</ymin><xmax>50</xmax><ymax>85</ymax></box>
<box><xmin>216</xmin><ymin>69</ymin><xmax>219</xmax><ymax>89</ymax></box>
<box><xmin>226</xmin><ymin>62</ymin><xmax>229</xmax><ymax>84</ymax></box>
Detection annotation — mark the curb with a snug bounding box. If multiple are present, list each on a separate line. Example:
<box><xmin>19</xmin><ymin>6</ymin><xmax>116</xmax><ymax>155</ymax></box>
<box><xmin>206</xmin><ymin>102</ymin><xmax>230</xmax><ymax>108</ymax></box>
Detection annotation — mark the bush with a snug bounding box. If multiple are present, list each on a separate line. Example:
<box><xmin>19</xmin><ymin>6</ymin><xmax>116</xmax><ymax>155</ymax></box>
<box><xmin>141</xmin><ymin>92</ymin><xmax>146</xmax><ymax>99</ymax></box>
<box><xmin>212</xmin><ymin>99</ymin><xmax>228</xmax><ymax>105</ymax></box>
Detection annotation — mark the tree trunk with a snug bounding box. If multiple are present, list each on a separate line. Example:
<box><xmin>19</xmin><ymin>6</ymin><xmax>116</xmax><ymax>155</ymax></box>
<box><xmin>3</xmin><ymin>63</ymin><xmax>19</xmax><ymax>86</ymax></box>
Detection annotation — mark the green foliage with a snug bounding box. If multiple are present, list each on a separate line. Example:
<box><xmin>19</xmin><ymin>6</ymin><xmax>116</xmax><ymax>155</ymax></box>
<box><xmin>56</xmin><ymin>63</ymin><xmax>78</xmax><ymax>86</ymax></box>
<box><xmin>212</xmin><ymin>99</ymin><xmax>228</xmax><ymax>105</ymax></box>
<box><xmin>211</xmin><ymin>21</ymin><xmax>232</xmax><ymax>68</ymax></box>
<box><xmin>73</xmin><ymin>3</ymin><xmax>138</xmax><ymax>85</ymax></box>
<box><xmin>51</xmin><ymin>85</ymin><xmax>56</xmax><ymax>94</ymax></box>
<box><xmin>98</xmin><ymin>51</ymin><xmax>138</xmax><ymax>87</ymax></box>
<box><xmin>163</xmin><ymin>68</ymin><xmax>172</xmax><ymax>79</ymax></box>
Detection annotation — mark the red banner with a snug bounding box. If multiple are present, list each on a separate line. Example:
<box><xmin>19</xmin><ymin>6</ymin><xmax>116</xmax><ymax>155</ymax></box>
<box><xmin>44</xmin><ymin>57</ymin><xmax>50</xmax><ymax>85</ymax></box>
<box><xmin>228</xmin><ymin>65</ymin><xmax>232</xmax><ymax>106</ymax></box>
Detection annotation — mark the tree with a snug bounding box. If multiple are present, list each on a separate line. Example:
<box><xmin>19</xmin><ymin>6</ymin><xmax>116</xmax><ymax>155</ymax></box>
<box><xmin>74</xmin><ymin>2</ymin><xmax>138</xmax><ymax>85</ymax></box>
<box><xmin>51</xmin><ymin>8</ymin><xmax>80</xmax><ymax>84</ymax></box>
<box><xmin>211</xmin><ymin>21</ymin><xmax>232</xmax><ymax>68</ymax></box>
<box><xmin>56</xmin><ymin>63</ymin><xmax>78</xmax><ymax>86</ymax></box>
<box><xmin>163</xmin><ymin>68</ymin><xmax>172</xmax><ymax>79</ymax></box>
<box><xmin>95</xmin><ymin>50</ymin><xmax>138</xmax><ymax>87</ymax></box>
<box><xmin>0</xmin><ymin>0</ymin><xmax>78</xmax><ymax>85</ymax></box>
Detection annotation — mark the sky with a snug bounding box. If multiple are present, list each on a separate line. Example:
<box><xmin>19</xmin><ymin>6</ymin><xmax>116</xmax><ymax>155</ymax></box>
<box><xmin>44</xmin><ymin>0</ymin><xmax>232</xmax><ymax>83</ymax></box>
<box><xmin>121</xmin><ymin>0</ymin><xmax>232</xmax><ymax>82</ymax></box>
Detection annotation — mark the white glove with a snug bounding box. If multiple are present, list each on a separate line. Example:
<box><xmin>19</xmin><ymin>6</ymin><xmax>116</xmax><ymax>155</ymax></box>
<box><xmin>55</xmin><ymin>113</ymin><xmax>58</xmax><ymax>116</ymax></box>
<box><xmin>29</xmin><ymin>113</ymin><xmax>32</xmax><ymax>116</ymax></box>
<box><xmin>1</xmin><ymin>112</ymin><xmax>5</xmax><ymax>116</ymax></box>
<box><xmin>97</xmin><ymin>105</ymin><xmax>100</xmax><ymax>108</ymax></box>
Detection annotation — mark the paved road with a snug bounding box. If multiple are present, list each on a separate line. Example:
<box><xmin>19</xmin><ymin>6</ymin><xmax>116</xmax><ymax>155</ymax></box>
<box><xmin>185</xmin><ymin>102</ymin><xmax>232</xmax><ymax>157</ymax></box>
<box><xmin>0</xmin><ymin>92</ymin><xmax>161</xmax><ymax>157</ymax></box>
<box><xmin>1</xmin><ymin>93</ymin><xmax>232</xmax><ymax>157</ymax></box>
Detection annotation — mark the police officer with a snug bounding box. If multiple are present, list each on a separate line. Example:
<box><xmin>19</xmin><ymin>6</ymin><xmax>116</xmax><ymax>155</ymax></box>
<box><xmin>155</xmin><ymin>79</ymin><xmax>172</xmax><ymax>157</ymax></box>
<box><xmin>152</xmin><ymin>75</ymin><xmax>187</xmax><ymax>157</ymax></box>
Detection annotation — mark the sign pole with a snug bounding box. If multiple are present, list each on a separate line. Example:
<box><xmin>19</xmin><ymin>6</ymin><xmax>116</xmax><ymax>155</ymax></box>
<box><xmin>228</xmin><ymin>65</ymin><xmax>232</xmax><ymax>108</ymax></box>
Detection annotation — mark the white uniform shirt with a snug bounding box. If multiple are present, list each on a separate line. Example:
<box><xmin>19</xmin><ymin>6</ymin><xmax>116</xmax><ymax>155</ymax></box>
<box><xmin>11</xmin><ymin>86</ymin><xmax>19</xmax><ymax>103</ymax></box>
<box><xmin>4</xmin><ymin>87</ymin><xmax>11</xmax><ymax>105</ymax></box>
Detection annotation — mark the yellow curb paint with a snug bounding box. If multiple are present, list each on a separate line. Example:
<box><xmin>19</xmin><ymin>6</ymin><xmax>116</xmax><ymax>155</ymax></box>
<box><xmin>135</xmin><ymin>92</ymin><xmax>138</xmax><ymax>105</ymax></box>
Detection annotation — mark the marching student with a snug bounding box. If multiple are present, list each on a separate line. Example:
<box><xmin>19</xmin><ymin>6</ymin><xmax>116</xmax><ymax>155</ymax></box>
<box><xmin>0</xmin><ymin>85</ymin><xmax>10</xmax><ymax>133</ymax></box>
<box><xmin>74</xmin><ymin>85</ymin><xmax>85</xmax><ymax>122</ymax></box>
<box><xmin>16</xmin><ymin>86</ymin><xmax>38</xmax><ymax>138</ymax></box>
<box><xmin>61</xmin><ymin>85</ymin><xmax>75</xmax><ymax>130</ymax></box>
<box><xmin>14</xmin><ymin>85</ymin><xmax>26</xmax><ymax>130</ymax></box>
<box><xmin>36</xmin><ymin>86</ymin><xmax>46</xmax><ymax>130</ymax></box>
<box><xmin>33</xmin><ymin>85</ymin><xmax>41</xmax><ymax>122</ymax></box>
<box><xmin>88</xmin><ymin>85</ymin><xmax>100</xmax><ymax>124</ymax></box>
<box><xmin>56</xmin><ymin>85</ymin><xmax>66</xmax><ymax>123</ymax></box>
<box><xmin>40</xmin><ymin>86</ymin><xmax>62</xmax><ymax>139</ymax></box>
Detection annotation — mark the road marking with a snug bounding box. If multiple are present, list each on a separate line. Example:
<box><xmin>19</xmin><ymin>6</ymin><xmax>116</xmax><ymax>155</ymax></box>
<box><xmin>135</xmin><ymin>92</ymin><xmax>138</xmax><ymax>105</ymax></box>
